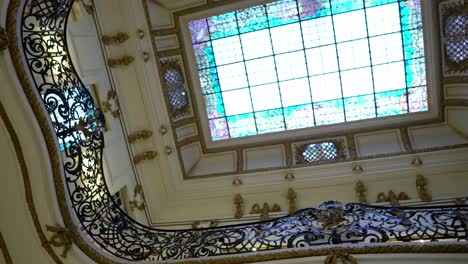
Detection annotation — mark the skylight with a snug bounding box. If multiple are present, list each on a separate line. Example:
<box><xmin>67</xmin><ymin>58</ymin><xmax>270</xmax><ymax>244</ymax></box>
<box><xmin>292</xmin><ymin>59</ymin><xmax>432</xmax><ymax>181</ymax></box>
<box><xmin>188</xmin><ymin>0</ymin><xmax>428</xmax><ymax>141</ymax></box>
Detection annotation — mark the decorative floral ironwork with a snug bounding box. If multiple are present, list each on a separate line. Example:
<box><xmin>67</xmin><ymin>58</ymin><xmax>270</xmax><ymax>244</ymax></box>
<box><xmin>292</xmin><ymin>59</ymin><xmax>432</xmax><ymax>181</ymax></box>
<box><xmin>18</xmin><ymin>0</ymin><xmax>468</xmax><ymax>262</ymax></box>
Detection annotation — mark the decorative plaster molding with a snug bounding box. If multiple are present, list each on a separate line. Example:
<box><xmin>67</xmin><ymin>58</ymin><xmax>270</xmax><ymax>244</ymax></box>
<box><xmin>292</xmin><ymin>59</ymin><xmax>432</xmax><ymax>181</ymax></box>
<box><xmin>127</xmin><ymin>130</ymin><xmax>153</xmax><ymax>144</ymax></box>
<box><xmin>0</xmin><ymin>27</ymin><xmax>9</xmax><ymax>51</ymax></box>
<box><xmin>45</xmin><ymin>225</ymin><xmax>73</xmax><ymax>258</ymax></box>
<box><xmin>101</xmin><ymin>32</ymin><xmax>129</xmax><ymax>45</ymax></box>
<box><xmin>416</xmin><ymin>174</ymin><xmax>432</xmax><ymax>202</ymax></box>
<box><xmin>355</xmin><ymin>180</ymin><xmax>367</xmax><ymax>204</ymax></box>
<box><xmin>107</xmin><ymin>55</ymin><xmax>135</xmax><ymax>68</ymax></box>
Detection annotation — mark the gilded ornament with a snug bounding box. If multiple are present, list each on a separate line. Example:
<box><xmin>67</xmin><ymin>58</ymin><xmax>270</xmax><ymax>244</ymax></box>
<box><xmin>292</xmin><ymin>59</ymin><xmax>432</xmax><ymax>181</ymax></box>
<box><xmin>377</xmin><ymin>190</ymin><xmax>410</xmax><ymax>206</ymax></box>
<box><xmin>455</xmin><ymin>197</ymin><xmax>466</xmax><ymax>206</ymax></box>
<box><xmin>137</xmin><ymin>29</ymin><xmax>145</xmax><ymax>39</ymax></box>
<box><xmin>250</xmin><ymin>202</ymin><xmax>281</xmax><ymax>221</ymax></box>
<box><xmin>232</xmin><ymin>177</ymin><xmax>243</xmax><ymax>186</ymax></box>
<box><xmin>45</xmin><ymin>225</ymin><xmax>72</xmax><ymax>258</ymax></box>
<box><xmin>101</xmin><ymin>32</ymin><xmax>129</xmax><ymax>45</ymax></box>
<box><xmin>101</xmin><ymin>90</ymin><xmax>120</xmax><ymax>118</ymax></box>
<box><xmin>129</xmin><ymin>184</ymin><xmax>145</xmax><ymax>211</ymax></box>
<box><xmin>192</xmin><ymin>220</ymin><xmax>219</xmax><ymax>229</ymax></box>
<box><xmin>159</xmin><ymin>125</ymin><xmax>168</xmax><ymax>135</ymax></box>
<box><xmin>416</xmin><ymin>174</ymin><xmax>432</xmax><ymax>202</ymax></box>
<box><xmin>0</xmin><ymin>27</ymin><xmax>8</xmax><ymax>51</ymax></box>
<box><xmin>107</xmin><ymin>56</ymin><xmax>135</xmax><ymax>68</ymax></box>
<box><xmin>352</xmin><ymin>165</ymin><xmax>363</xmax><ymax>173</ymax></box>
<box><xmin>287</xmin><ymin>188</ymin><xmax>297</xmax><ymax>214</ymax></box>
<box><xmin>411</xmin><ymin>157</ymin><xmax>423</xmax><ymax>167</ymax></box>
<box><xmin>127</xmin><ymin>130</ymin><xmax>153</xmax><ymax>144</ymax></box>
<box><xmin>284</xmin><ymin>172</ymin><xmax>295</xmax><ymax>181</ymax></box>
<box><xmin>233</xmin><ymin>194</ymin><xmax>244</xmax><ymax>219</ymax></box>
<box><xmin>355</xmin><ymin>180</ymin><xmax>367</xmax><ymax>204</ymax></box>
<box><xmin>324</xmin><ymin>252</ymin><xmax>357</xmax><ymax>264</ymax></box>
<box><xmin>133</xmin><ymin>151</ymin><xmax>158</xmax><ymax>165</ymax></box>
<box><xmin>316</xmin><ymin>203</ymin><xmax>346</xmax><ymax>229</ymax></box>
<box><xmin>143</xmin><ymin>51</ymin><xmax>151</xmax><ymax>62</ymax></box>
<box><xmin>165</xmin><ymin>146</ymin><xmax>173</xmax><ymax>155</ymax></box>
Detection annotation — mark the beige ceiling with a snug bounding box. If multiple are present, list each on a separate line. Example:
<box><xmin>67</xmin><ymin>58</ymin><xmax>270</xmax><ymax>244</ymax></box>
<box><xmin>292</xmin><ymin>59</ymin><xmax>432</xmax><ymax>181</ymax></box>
<box><xmin>151</xmin><ymin>0</ymin><xmax>205</xmax><ymax>11</ymax></box>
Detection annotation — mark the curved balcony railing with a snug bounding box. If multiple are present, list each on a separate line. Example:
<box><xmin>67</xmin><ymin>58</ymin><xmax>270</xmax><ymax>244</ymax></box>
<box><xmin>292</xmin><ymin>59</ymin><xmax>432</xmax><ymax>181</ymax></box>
<box><xmin>15</xmin><ymin>0</ymin><xmax>468</xmax><ymax>262</ymax></box>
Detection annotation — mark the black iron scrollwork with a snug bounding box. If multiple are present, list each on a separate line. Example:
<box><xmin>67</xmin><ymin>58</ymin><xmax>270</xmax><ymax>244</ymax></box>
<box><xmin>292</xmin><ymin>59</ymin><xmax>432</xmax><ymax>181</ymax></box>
<box><xmin>18</xmin><ymin>0</ymin><xmax>468</xmax><ymax>262</ymax></box>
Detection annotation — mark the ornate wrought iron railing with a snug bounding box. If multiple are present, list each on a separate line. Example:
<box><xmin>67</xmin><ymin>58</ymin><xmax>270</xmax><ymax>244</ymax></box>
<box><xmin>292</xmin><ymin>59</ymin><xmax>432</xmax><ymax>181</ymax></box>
<box><xmin>17</xmin><ymin>0</ymin><xmax>468</xmax><ymax>262</ymax></box>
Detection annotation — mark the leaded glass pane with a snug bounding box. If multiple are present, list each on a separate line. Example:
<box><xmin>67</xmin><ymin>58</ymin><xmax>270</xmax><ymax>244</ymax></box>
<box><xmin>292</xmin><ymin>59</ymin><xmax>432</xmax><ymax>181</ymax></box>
<box><xmin>369</xmin><ymin>33</ymin><xmax>404</xmax><ymax>64</ymax></box>
<box><xmin>227</xmin><ymin>113</ymin><xmax>256</xmax><ymax>138</ymax></box>
<box><xmin>408</xmin><ymin>86</ymin><xmax>428</xmax><ymax>113</ymax></box>
<box><xmin>366</xmin><ymin>3</ymin><xmax>401</xmax><ymax>36</ymax></box>
<box><xmin>275</xmin><ymin>51</ymin><xmax>307</xmax><ymax>80</ymax></box>
<box><xmin>333</xmin><ymin>10</ymin><xmax>367</xmax><ymax>42</ymax></box>
<box><xmin>298</xmin><ymin>0</ymin><xmax>331</xmax><ymax>19</ymax></box>
<box><xmin>337</xmin><ymin>39</ymin><xmax>371</xmax><ymax>70</ymax></box>
<box><xmin>189</xmin><ymin>0</ymin><xmax>428</xmax><ymax>141</ymax></box>
<box><xmin>341</xmin><ymin>67</ymin><xmax>373</xmax><ymax>97</ymax></box>
<box><xmin>205</xmin><ymin>93</ymin><xmax>225</xmax><ymax>118</ymax></box>
<box><xmin>217</xmin><ymin>62</ymin><xmax>248</xmax><ymax>91</ymax></box>
<box><xmin>270</xmin><ymin>23</ymin><xmax>303</xmax><ymax>53</ymax></box>
<box><xmin>310</xmin><ymin>73</ymin><xmax>342</xmax><ymax>101</ymax></box>
<box><xmin>330</xmin><ymin>0</ymin><xmax>363</xmax><ymax>14</ymax></box>
<box><xmin>314</xmin><ymin>99</ymin><xmax>345</xmax><ymax>125</ymax></box>
<box><xmin>301</xmin><ymin>16</ymin><xmax>335</xmax><ymax>48</ymax></box>
<box><xmin>255</xmin><ymin>109</ymin><xmax>285</xmax><ymax>134</ymax></box>
<box><xmin>279</xmin><ymin>78</ymin><xmax>311</xmax><ymax>106</ymax></box>
<box><xmin>245</xmin><ymin>57</ymin><xmax>277</xmax><ymax>86</ymax></box>
<box><xmin>211</xmin><ymin>35</ymin><xmax>243</xmax><ymax>65</ymax></box>
<box><xmin>241</xmin><ymin>30</ymin><xmax>273</xmax><ymax>60</ymax></box>
<box><xmin>375</xmin><ymin>89</ymin><xmax>408</xmax><ymax>117</ymax></box>
<box><xmin>209</xmin><ymin>118</ymin><xmax>229</xmax><ymax>141</ymax></box>
<box><xmin>284</xmin><ymin>104</ymin><xmax>315</xmax><ymax>129</ymax></box>
<box><xmin>266</xmin><ymin>0</ymin><xmax>299</xmax><ymax>27</ymax></box>
<box><xmin>373</xmin><ymin>61</ymin><xmax>406</xmax><ymax>92</ymax></box>
<box><xmin>189</xmin><ymin>19</ymin><xmax>209</xmax><ymax>43</ymax></box>
<box><xmin>306</xmin><ymin>45</ymin><xmax>338</xmax><ymax>75</ymax></box>
<box><xmin>222</xmin><ymin>88</ymin><xmax>252</xmax><ymax>115</ymax></box>
<box><xmin>345</xmin><ymin>94</ymin><xmax>376</xmax><ymax>121</ymax></box>
<box><xmin>237</xmin><ymin>5</ymin><xmax>268</xmax><ymax>34</ymax></box>
<box><xmin>250</xmin><ymin>83</ymin><xmax>282</xmax><ymax>111</ymax></box>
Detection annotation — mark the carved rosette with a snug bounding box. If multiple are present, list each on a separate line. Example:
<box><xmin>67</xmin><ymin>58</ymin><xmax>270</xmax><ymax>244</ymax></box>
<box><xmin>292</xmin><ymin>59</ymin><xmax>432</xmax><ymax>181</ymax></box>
<box><xmin>0</xmin><ymin>27</ymin><xmax>8</xmax><ymax>51</ymax></box>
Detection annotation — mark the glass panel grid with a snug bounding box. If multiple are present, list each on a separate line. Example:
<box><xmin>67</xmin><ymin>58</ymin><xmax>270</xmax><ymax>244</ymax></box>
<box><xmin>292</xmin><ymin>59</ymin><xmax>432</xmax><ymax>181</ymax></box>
<box><xmin>189</xmin><ymin>0</ymin><xmax>427</xmax><ymax>141</ymax></box>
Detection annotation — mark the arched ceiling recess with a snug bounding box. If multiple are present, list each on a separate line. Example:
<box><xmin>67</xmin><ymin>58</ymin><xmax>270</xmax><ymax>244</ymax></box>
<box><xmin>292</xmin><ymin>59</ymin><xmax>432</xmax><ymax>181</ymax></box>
<box><xmin>6</xmin><ymin>0</ymin><xmax>468</xmax><ymax>262</ymax></box>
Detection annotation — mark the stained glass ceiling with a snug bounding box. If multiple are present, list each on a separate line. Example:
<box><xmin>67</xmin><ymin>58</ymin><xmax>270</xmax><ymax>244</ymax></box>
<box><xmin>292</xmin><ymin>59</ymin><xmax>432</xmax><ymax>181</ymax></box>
<box><xmin>188</xmin><ymin>0</ymin><xmax>428</xmax><ymax>141</ymax></box>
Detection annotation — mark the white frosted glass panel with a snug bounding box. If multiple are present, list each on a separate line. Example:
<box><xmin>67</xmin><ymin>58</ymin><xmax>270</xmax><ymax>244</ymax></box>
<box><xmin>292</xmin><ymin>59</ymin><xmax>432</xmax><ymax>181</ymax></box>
<box><xmin>370</xmin><ymin>33</ymin><xmax>404</xmax><ymax>64</ymax></box>
<box><xmin>217</xmin><ymin>62</ymin><xmax>248</xmax><ymax>91</ymax></box>
<box><xmin>337</xmin><ymin>39</ymin><xmax>370</xmax><ymax>70</ymax></box>
<box><xmin>223</xmin><ymin>88</ymin><xmax>253</xmax><ymax>115</ymax></box>
<box><xmin>212</xmin><ymin>35</ymin><xmax>243</xmax><ymax>65</ymax></box>
<box><xmin>245</xmin><ymin>57</ymin><xmax>277</xmax><ymax>86</ymax></box>
<box><xmin>366</xmin><ymin>3</ymin><xmax>401</xmax><ymax>36</ymax></box>
<box><xmin>310</xmin><ymin>73</ymin><xmax>342</xmax><ymax>101</ymax></box>
<box><xmin>250</xmin><ymin>83</ymin><xmax>282</xmax><ymax>111</ymax></box>
<box><xmin>306</xmin><ymin>45</ymin><xmax>338</xmax><ymax>75</ymax></box>
<box><xmin>279</xmin><ymin>78</ymin><xmax>311</xmax><ymax>106</ymax></box>
<box><xmin>275</xmin><ymin>51</ymin><xmax>307</xmax><ymax>80</ymax></box>
<box><xmin>241</xmin><ymin>29</ymin><xmax>273</xmax><ymax>60</ymax></box>
<box><xmin>341</xmin><ymin>67</ymin><xmax>373</xmax><ymax>97</ymax></box>
<box><xmin>333</xmin><ymin>10</ymin><xmax>367</xmax><ymax>42</ymax></box>
<box><xmin>373</xmin><ymin>61</ymin><xmax>406</xmax><ymax>92</ymax></box>
<box><xmin>301</xmin><ymin>16</ymin><xmax>335</xmax><ymax>48</ymax></box>
<box><xmin>270</xmin><ymin>23</ymin><xmax>303</xmax><ymax>53</ymax></box>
